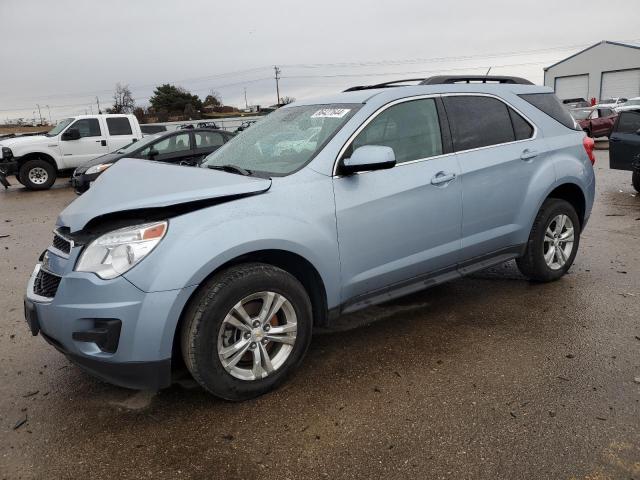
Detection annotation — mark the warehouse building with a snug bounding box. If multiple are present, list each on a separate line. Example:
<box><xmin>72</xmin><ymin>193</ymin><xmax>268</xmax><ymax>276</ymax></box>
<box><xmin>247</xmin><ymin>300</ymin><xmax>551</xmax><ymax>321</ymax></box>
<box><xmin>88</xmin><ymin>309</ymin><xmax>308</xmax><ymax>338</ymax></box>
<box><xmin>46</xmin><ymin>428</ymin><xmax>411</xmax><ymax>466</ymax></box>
<box><xmin>544</xmin><ymin>40</ymin><xmax>640</xmax><ymax>102</ymax></box>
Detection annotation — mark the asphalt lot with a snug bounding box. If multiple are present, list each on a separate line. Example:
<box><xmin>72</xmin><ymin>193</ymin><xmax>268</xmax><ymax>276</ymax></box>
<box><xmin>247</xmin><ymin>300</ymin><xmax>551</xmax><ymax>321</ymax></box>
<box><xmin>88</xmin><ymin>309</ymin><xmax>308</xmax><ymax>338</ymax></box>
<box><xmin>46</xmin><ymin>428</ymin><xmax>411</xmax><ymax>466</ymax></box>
<box><xmin>1</xmin><ymin>148</ymin><xmax>639</xmax><ymax>480</ymax></box>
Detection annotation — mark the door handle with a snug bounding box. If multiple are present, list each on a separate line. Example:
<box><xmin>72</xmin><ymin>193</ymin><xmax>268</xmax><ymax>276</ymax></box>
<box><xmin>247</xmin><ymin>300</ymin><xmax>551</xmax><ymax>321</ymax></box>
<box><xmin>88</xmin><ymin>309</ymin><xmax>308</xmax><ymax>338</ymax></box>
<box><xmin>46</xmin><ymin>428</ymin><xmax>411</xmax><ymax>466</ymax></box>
<box><xmin>95</xmin><ymin>140</ymin><xmax>107</xmax><ymax>146</ymax></box>
<box><xmin>520</xmin><ymin>149</ymin><xmax>538</xmax><ymax>160</ymax></box>
<box><xmin>431</xmin><ymin>171</ymin><xmax>457</xmax><ymax>186</ymax></box>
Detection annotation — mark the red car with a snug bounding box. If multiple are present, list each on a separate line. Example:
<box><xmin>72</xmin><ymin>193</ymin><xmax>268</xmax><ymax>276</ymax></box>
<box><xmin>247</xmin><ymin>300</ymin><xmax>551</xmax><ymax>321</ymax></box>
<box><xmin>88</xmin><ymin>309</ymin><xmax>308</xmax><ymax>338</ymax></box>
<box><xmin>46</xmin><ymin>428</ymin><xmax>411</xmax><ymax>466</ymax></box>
<box><xmin>572</xmin><ymin>107</ymin><xmax>618</xmax><ymax>138</ymax></box>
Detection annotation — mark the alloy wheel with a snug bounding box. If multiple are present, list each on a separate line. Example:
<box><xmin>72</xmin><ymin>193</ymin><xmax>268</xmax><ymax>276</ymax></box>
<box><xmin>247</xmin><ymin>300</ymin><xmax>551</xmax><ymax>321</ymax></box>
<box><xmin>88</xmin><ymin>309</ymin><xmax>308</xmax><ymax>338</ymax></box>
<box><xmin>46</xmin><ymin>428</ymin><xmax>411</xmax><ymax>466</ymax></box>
<box><xmin>217</xmin><ymin>291</ymin><xmax>297</xmax><ymax>381</ymax></box>
<box><xmin>543</xmin><ymin>214</ymin><xmax>574</xmax><ymax>270</ymax></box>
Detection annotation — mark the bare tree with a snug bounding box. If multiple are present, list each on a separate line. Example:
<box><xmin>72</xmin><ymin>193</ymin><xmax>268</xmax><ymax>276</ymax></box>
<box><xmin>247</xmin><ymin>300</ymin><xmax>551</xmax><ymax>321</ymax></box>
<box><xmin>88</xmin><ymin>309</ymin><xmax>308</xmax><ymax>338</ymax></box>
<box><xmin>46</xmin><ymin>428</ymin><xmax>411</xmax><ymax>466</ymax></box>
<box><xmin>280</xmin><ymin>96</ymin><xmax>296</xmax><ymax>105</ymax></box>
<box><xmin>204</xmin><ymin>89</ymin><xmax>223</xmax><ymax>107</ymax></box>
<box><xmin>108</xmin><ymin>83</ymin><xmax>135</xmax><ymax>114</ymax></box>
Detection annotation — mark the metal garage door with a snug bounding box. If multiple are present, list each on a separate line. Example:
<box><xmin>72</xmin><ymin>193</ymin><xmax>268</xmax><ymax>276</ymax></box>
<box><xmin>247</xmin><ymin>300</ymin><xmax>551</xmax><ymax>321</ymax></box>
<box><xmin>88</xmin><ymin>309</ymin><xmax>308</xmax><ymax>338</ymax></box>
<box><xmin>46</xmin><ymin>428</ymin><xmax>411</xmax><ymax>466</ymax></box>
<box><xmin>554</xmin><ymin>74</ymin><xmax>589</xmax><ymax>100</ymax></box>
<box><xmin>601</xmin><ymin>69</ymin><xmax>640</xmax><ymax>100</ymax></box>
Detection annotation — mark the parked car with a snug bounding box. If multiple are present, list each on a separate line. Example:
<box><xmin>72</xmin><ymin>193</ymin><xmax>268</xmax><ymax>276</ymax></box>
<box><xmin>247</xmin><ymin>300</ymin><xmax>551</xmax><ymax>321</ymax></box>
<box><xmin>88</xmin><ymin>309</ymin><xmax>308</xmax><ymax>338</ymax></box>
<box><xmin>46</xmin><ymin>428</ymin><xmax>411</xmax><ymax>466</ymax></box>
<box><xmin>0</xmin><ymin>114</ymin><xmax>143</xmax><ymax>190</ymax></box>
<box><xmin>574</xmin><ymin>107</ymin><xmax>618</xmax><ymax>138</ymax></box>
<box><xmin>178</xmin><ymin>121</ymin><xmax>220</xmax><ymax>130</ymax></box>
<box><xmin>597</xmin><ymin>97</ymin><xmax>627</xmax><ymax>109</ymax></box>
<box><xmin>609</xmin><ymin>108</ymin><xmax>640</xmax><ymax>192</ymax></box>
<box><xmin>71</xmin><ymin>128</ymin><xmax>234</xmax><ymax>193</ymax></box>
<box><xmin>24</xmin><ymin>76</ymin><xmax>595</xmax><ymax>400</ymax></box>
<box><xmin>615</xmin><ymin>97</ymin><xmax>640</xmax><ymax>112</ymax></box>
<box><xmin>235</xmin><ymin>120</ymin><xmax>257</xmax><ymax>132</ymax></box>
<box><xmin>562</xmin><ymin>97</ymin><xmax>590</xmax><ymax>109</ymax></box>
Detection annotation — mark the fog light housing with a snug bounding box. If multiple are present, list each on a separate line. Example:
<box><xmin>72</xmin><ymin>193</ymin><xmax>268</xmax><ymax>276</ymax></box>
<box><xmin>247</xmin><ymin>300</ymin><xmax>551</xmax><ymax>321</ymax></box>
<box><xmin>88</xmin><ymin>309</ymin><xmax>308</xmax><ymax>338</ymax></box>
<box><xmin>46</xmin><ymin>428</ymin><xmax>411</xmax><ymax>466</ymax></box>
<box><xmin>72</xmin><ymin>319</ymin><xmax>122</xmax><ymax>353</ymax></box>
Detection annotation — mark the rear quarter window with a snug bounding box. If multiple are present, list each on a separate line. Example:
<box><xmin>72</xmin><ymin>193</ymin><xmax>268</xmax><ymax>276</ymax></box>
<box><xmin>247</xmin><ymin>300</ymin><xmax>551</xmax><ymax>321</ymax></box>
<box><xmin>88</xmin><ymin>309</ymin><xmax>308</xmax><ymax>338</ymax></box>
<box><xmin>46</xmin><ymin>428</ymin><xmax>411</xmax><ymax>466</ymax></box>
<box><xmin>519</xmin><ymin>93</ymin><xmax>578</xmax><ymax>130</ymax></box>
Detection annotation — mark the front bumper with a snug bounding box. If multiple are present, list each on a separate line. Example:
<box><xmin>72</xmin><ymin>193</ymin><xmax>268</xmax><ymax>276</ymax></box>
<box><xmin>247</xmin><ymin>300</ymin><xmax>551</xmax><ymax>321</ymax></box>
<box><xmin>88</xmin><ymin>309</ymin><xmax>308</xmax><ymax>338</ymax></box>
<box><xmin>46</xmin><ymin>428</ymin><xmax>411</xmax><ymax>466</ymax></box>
<box><xmin>70</xmin><ymin>170</ymin><xmax>99</xmax><ymax>194</ymax></box>
<box><xmin>0</xmin><ymin>159</ymin><xmax>18</xmax><ymax>187</ymax></box>
<box><xmin>25</xmin><ymin>256</ymin><xmax>197</xmax><ymax>390</ymax></box>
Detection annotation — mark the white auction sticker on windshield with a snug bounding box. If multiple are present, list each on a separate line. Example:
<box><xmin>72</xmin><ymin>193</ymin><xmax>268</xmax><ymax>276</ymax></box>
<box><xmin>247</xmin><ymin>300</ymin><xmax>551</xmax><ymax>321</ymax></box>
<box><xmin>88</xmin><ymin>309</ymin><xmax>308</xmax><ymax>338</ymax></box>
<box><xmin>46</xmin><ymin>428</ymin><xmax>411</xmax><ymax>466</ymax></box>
<box><xmin>311</xmin><ymin>108</ymin><xmax>351</xmax><ymax>118</ymax></box>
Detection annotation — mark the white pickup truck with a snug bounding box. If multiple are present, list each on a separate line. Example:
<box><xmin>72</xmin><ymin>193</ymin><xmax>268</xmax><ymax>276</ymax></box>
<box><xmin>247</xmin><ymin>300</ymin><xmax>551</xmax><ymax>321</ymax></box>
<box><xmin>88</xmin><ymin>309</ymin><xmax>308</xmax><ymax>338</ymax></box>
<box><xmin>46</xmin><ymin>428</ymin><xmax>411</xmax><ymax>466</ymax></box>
<box><xmin>0</xmin><ymin>114</ymin><xmax>143</xmax><ymax>190</ymax></box>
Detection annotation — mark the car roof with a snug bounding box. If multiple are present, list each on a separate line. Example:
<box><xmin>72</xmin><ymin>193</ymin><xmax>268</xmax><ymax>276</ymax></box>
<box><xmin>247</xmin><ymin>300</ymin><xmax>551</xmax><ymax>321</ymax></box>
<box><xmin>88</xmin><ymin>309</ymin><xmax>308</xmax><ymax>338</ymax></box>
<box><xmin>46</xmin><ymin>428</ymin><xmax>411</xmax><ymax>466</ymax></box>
<box><xmin>291</xmin><ymin>83</ymin><xmax>552</xmax><ymax>107</ymax></box>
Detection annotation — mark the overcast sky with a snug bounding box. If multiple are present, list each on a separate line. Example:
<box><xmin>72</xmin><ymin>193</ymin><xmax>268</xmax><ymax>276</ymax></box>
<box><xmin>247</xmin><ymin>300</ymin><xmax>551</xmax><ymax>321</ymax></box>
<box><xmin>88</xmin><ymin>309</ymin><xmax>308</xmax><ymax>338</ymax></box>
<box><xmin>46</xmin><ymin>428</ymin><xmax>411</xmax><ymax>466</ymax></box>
<box><xmin>1</xmin><ymin>0</ymin><xmax>639</xmax><ymax>122</ymax></box>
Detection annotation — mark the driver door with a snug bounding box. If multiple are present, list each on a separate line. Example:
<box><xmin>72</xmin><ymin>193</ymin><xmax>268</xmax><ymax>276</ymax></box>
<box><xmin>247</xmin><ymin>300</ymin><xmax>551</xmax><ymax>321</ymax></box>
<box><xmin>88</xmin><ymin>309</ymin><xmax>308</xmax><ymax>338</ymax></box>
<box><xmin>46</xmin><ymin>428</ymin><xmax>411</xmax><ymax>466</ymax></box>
<box><xmin>333</xmin><ymin>97</ymin><xmax>462</xmax><ymax>306</ymax></box>
<box><xmin>59</xmin><ymin>118</ymin><xmax>108</xmax><ymax>168</ymax></box>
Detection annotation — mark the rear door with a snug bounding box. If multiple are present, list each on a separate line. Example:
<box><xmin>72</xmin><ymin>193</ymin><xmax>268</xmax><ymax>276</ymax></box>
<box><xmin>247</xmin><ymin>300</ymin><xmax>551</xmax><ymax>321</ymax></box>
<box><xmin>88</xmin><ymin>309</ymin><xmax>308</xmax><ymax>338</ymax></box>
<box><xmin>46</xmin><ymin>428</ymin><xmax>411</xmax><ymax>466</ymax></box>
<box><xmin>105</xmin><ymin>117</ymin><xmax>139</xmax><ymax>151</ymax></box>
<box><xmin>610</xmin><ymin>110</ymin><xmax>640</xmax><ymax>171</ymax></box>
<box><xmin>59</xmin><ymin>118</ymin><xmax>108</xmax><ymax>168</ymax></box>
<box><xmin>442</xmin><ymin>94</ymin><xmax>544</xmax><ymax>261</ymax></box>
<box><xmin>333</xmin><ymin>97</ymin><xmax>463</xmax><ymax>304</ymax></box>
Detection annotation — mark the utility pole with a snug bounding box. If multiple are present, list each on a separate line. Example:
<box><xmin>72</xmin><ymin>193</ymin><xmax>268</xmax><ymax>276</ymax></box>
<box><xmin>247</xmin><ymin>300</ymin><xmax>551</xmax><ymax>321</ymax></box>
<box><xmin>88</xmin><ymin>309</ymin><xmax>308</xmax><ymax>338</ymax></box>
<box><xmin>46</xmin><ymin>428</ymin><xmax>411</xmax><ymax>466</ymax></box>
<box><xmin>46</xmin><ymin>105</ymin><xmax>52</xmax><ymax>124</ymax></box>
<box><xmin>36</xmin><ymin>104</ymin><xmax>43</xmax><ymax>125</ymax></box>
<box><xmin>274</xmin><ymin>66</ymin><xmax>281</xmax><ymax>105</ymax></box>
<box><xmin>244</xmin><ymin>87</ymin><xmax>248</xmax><ymax>110</ymax></box>
<box><xmin>96</xmin><ymin>96</ymin><xmax>102</xmax><ymax>114</ymax></box>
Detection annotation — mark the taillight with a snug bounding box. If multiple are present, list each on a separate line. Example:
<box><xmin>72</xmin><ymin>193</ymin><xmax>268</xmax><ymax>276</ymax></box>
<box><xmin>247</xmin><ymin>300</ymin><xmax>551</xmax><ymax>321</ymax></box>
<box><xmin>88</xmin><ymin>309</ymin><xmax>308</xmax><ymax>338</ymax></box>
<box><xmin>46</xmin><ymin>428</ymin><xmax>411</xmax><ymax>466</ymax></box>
<box><xmin>583</xmin><ymin>136</ymin><xmax>595</xmax><ymax>165</ymax></box>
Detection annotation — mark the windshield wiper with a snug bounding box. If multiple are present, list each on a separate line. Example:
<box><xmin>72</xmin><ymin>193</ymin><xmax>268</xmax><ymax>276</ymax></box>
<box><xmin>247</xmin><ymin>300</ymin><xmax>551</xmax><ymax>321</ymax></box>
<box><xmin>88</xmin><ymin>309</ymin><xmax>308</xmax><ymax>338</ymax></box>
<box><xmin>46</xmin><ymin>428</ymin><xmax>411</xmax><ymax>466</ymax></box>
<box><xmin>207</xmin><ymin>164</ymin><xmax>252</xmax><ymax>176</ymax></box>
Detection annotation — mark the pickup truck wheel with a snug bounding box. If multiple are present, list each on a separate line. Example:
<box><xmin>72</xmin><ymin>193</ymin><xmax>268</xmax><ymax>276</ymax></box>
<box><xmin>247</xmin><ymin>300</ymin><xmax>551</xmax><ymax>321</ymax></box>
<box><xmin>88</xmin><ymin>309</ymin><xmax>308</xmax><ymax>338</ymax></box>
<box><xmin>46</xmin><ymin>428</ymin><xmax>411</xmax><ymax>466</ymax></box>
<box><xmin>181</xmin><ymin>263</ymin><xmax>312</xmax><ymax>401</ymax></box>
<box><xmin>19</xmin><ymin>159</ymin><xmax>56</xmax><ymax>190</ymax></box>
<box><xmin>632</xmin><ymin>170</ymin><xmax>640</xmax><ymax>193</ymax></box>
<box><xmin>516</xmin><ymin>198</ymin><xmax>580</xmax><ymax>282</ymax></box>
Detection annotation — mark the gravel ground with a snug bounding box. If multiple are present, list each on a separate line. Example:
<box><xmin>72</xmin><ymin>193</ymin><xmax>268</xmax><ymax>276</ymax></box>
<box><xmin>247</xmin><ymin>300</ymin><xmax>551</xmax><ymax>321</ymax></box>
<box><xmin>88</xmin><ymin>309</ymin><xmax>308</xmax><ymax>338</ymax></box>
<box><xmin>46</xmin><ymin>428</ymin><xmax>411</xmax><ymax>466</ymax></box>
<box><xmin>1</xmin><ymin>148</ymin><xmax>639</xmax><ymax>480</ymax></box>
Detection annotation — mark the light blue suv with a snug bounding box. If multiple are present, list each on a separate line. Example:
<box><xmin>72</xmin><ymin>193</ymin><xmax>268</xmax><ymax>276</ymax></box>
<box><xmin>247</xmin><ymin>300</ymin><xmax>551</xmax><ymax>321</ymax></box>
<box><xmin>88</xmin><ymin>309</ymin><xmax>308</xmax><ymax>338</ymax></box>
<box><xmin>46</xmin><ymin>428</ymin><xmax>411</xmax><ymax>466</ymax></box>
<box><xmin>24</xmin><ymin>76</ymin><xmax>596</xmax><ymax>400</ymax></box>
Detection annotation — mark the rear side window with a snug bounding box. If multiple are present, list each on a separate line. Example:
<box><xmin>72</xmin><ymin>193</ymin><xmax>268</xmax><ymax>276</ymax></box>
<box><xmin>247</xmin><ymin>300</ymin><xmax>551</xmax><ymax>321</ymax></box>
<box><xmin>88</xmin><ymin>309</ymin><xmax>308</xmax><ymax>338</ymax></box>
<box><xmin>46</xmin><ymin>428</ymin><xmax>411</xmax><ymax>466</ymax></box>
<box><xmin>350</xmin><ymin>98</ymin><xmax>443</xmax><ymax>164</ymax></box>
<box><xmin>444</xmin><ymin>96</ymin><xmax>516</xmax><ymax>151</ymax></box>
<box><xmin>70</xmin><ymin>118</ymin><xmax>101</xmax><ymax>138</ymax></box>
<box><xmin>509</xmin><ymin>109</ymin><xmax>534</xmax><ymax>140</ymax></box>
<box><xmin>106</xmin><ymin>117</ymin><xmax>133</xmax><ymax>135</ymax></box>
<box><xmin>519</xmin><ymin>93</ymin><xmax>578</xmax><ymax>130</ymax></box>
<box><xmin>615</xmin><ymin>111</ymin><xmax>640</xmax><ymax>134</ymax></box>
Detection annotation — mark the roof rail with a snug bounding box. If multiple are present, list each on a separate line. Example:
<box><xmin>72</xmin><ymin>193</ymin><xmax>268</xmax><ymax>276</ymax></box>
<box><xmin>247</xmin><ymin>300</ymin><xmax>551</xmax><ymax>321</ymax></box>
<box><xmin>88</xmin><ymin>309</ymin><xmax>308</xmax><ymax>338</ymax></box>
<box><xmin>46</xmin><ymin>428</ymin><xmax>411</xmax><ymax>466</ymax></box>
<box><xmin>420</xmin><ymin>75</ymin><xmax>533</xmax><ymax>85</ymax></box>
<box><xmin>343</xmin><ymin>78</ymin><xmax>426</xmax><ymax>92</ymax></box>
<box><xmin>343</xmin><ymin>75</ymin><xmax>533</xmax><ymax>92</ymax></box>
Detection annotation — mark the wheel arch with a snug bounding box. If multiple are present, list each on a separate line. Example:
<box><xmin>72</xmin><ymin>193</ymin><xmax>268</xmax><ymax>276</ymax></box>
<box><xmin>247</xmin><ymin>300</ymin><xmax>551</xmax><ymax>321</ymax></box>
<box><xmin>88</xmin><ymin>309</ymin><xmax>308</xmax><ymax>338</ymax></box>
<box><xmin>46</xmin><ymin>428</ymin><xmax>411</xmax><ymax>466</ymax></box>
<box><xmin>171</xmin><ymin>249</ymin><xmax>330</xmax><ymax>365</ymax></box>
<box><xmin>546</xmin><ymin>182</ymin><xmax>586</xmax><ymax>227</ymax></box>
<box><xmin>18</xmin><ymin>152</ymin><xmax>58</xmax><ymax>170</ymax></box>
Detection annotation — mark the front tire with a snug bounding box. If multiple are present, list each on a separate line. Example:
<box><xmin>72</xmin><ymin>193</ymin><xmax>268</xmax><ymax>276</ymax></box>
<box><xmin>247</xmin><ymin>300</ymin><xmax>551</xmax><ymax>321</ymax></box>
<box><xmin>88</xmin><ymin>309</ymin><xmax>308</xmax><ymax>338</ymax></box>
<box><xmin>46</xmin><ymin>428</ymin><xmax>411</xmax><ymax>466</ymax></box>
<box><xmin>632</xmin><ymin>170</ymin><xmax>640</xmax><ymax>193</ymax></box>
<box><xmin>516</xmin><ymin>198</ymin><xmax>580</xmax><ymax>282</ymax></box>
<box><xmin>180</xmin><ymin>263</ymin><xmax>313</xmax><ymax>401</ymax></box>
<box><xmin>19</xmin><ymin>159</ymin><xmax>56</xmax><ymax>190</ymax></box>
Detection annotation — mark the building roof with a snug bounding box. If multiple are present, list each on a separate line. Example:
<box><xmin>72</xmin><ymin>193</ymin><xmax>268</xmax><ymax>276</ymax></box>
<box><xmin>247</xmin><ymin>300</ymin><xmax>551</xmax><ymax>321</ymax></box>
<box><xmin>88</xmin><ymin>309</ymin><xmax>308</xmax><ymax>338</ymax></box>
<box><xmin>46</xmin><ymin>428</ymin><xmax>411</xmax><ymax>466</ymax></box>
<box><xmin>544</xmin><ymin>40</ymin><xmax>640</xmax><ymax>71</ymax></box>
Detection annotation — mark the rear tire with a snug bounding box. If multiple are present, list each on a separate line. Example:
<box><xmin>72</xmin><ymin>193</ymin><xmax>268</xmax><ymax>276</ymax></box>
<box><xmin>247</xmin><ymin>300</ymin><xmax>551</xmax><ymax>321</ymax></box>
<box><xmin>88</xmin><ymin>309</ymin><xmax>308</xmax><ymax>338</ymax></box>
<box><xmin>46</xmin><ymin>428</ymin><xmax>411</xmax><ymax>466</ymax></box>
<box><xmin>516</xmin><ymin>198</ymin><xmax>580</xmax><ymax>282</ymax></box>
<box><xmin>180</xmin><ymin>263</ymin><xmax>313</xmax><ymax>401</ymax></box>
<box><xmin>632</xmin><ymin>170</ymin><xmax>640</xmax><ymax>193</ymax></box>
<box><xmin>19</xmin><ymin>159</ymin><xmax>56</xmax><ymax>190</ymax></box>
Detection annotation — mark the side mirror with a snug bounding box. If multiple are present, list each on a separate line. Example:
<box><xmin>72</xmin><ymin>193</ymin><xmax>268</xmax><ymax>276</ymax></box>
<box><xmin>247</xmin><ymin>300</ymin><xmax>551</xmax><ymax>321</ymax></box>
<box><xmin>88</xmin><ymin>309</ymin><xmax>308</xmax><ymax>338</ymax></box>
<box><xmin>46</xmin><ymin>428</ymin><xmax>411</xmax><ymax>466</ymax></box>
<box><xmin>147</xmin><ymin>147</ymin><xmax>159</xmax><ymax>160</ymax></box>
<box><xmin>62</xmin><ymin>128</ymin><xmax>81</xmax><ymax>141</ymax></box>
<box><xmin>340</xmin><ymin>145</ymin><xmax>396</xmax><ymax>175</ymax></box>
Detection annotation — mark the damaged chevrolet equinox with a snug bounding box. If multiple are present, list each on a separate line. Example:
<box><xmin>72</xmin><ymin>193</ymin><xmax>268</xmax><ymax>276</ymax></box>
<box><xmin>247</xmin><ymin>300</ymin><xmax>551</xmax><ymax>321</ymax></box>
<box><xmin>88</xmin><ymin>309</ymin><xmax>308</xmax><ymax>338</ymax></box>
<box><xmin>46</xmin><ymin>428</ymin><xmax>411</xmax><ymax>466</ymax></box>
<box><xmin>25</xmin><ymin>76</ymin><xmax>595</xmax><ymax>401</ymax></box>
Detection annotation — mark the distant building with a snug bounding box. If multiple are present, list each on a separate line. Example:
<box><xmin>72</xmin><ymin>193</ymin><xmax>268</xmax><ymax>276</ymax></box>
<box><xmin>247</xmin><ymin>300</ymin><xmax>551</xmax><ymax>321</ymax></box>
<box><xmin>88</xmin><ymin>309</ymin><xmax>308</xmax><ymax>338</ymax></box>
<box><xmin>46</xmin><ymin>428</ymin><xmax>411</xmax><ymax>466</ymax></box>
<box><xmin>544</xmin><ymin>40</ymin><xmax>640</xmax><ymax>102</ymax></box>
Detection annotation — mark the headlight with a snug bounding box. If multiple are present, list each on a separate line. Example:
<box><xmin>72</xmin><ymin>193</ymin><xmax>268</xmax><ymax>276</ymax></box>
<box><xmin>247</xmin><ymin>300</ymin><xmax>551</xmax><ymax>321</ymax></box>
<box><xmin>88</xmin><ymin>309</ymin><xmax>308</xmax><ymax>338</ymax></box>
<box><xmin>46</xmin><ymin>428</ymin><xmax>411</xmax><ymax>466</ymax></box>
<box><xmin>85</xmin><ymin>163</ymin><xmax>112</xmax><ymax>175</ymax></box>
<box><xmin>75</xmin><ymin>221</ymin><xmax>168</xmax><ymax>279</ymax></box>
<box><xmin>1</xmin><ymin>147</ymin><xmax>13</xmax><ymax>160</ymax></box>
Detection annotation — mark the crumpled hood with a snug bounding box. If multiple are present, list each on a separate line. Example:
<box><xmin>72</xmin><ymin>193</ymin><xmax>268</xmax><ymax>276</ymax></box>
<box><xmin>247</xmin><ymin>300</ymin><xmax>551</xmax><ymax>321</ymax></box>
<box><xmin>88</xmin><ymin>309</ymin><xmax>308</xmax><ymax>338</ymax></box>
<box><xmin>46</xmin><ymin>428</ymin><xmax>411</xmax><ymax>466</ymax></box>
<box><xmin>58</xmin><ymin>158</ymin><xmax>271</xmax><ymax>232</ymax></box>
